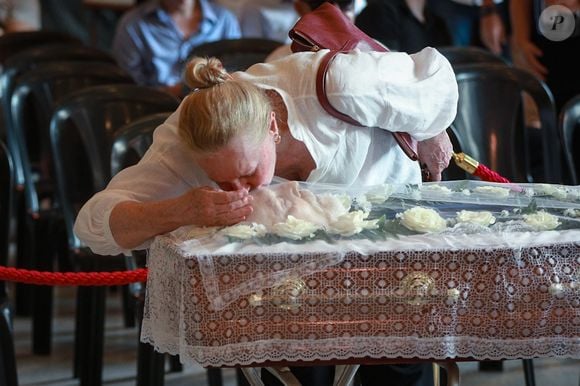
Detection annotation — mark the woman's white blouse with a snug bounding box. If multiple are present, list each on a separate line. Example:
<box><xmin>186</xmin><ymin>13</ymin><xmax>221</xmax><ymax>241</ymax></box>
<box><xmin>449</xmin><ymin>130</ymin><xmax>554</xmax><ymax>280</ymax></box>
<box><xmin>74</xmin><ymin>47</ymin><xmax>458</xmax><ymax>256</ymax></box>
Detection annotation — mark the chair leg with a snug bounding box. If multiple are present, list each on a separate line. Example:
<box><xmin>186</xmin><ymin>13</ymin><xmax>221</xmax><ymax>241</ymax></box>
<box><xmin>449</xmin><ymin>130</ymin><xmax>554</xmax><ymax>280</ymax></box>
<box><xmin>168</xmin><ymin>354</ymin><xmax>183</xmax><ymax>373</ymax></box>
<box><xmin>237</xmin><ymin>368</ymin><xmax>251</xmax><ymax>386</ymax></box>
<box><xmin>75</xmin><ymin>286</ymin><xmax>106</xmax><ymax>386</ymax></box>
<box><xmin>0</xmin><ymin>300</ymin><xmax>18</xmax><ymax>386</ymax></box>
<box><xmin>207</xmin><ymin>368</ymin><xmax>223</xmax><ymax>386</ymax></box>
<box><xmin>136</xmin><ymin>342</ymin><xmax>165</xmax><ymax>386</ymax></box>
<box><xmin>31</xmin><ymin>216</ymin><xmax>53</xmax><ymax>355</ymax></box>
<box><xmin>522</xmin><ymin>359</ymin><xmax>536</xmax><ymax>386</ymax></box>
<box><xmin>136</xmin><ymin>290</ymin><xmax>166</xmax><ymax>386</ymax></box>
<box><xmin>14</xmin><ymin>198</ymin><xmax>32</xmax><ymax>317</ymax></box>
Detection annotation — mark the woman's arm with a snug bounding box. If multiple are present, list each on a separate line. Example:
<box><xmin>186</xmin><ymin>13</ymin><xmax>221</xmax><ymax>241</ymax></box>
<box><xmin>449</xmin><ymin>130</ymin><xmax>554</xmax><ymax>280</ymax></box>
<box><xmin>326</xmin><ymin>47</ymin><xmax>458</xmax><ymax>141</ymax></box>
<box><xmin>108</xmin><ymin>187</ymin><xmax>252</xmax><ymax>250</ymax></box>
<box><xmin>74</xmin><ymin>121</ymin><xmax>252</xmax><ymax>256</ymax></box>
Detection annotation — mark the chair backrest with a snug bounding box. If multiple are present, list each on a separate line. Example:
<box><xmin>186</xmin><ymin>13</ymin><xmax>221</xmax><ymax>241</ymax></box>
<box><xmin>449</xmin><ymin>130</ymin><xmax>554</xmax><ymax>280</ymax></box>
<box><xmin>50</xmin><ymin>84</ymin><xmax>179</xmax><ymax>250</ymax></box>
<box><xmin>8</xmin><ymin>61</ymin><xmax>134</xmax><ymax>215</ymax></box>
<box><xmin>0</xmin><ymin>141</ymin><xmax>13</xmax><ymax>271</ymax></box>
<box><xmin>438</xmin><ymin>46</ymin><xmax>509</xmax><ymax>67</ymax></box>
<box><xmin>0</xmin><ymin>153</ymin><xmax>17</xmax><ymax>383</ymax></box>
<box><xmin>0</xmin><ymin>143</ymin><xmax>17</xmax><ymax>386</ymax></box>
<box><xmin>0</xmin><ymin>30</ymin><xmax>81</xmax><ymax>65</ymax></box>
<box><xmin>559</xmin><ymin>94</ymin><xmax>580</xmax><ymax>185</ymax></box>
<box><xmin>186</xmin><ymin>38</ymin><xmax>283</xmax><ymax>72</ymax></box>
<box><xmin>450</xmin><ymin>63</ymin><xmax>560</xmax><ymax>183</ymax></box>
<box><xmin>1</xmin><ymin>44</ymin><xmax>118</xmax><ymax>190</ymax></box>
<box><xmin>110</xmin><ymin>112</ymin><xmax>172</xmax><ymax>177</ymax></box>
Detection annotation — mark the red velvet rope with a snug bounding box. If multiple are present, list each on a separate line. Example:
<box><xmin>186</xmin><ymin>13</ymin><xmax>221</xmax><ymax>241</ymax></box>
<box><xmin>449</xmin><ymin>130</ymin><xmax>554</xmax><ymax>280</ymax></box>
<box><xmin>0</xmin><ymin>265</ymin><xmax>147</xmax><ymax>286</ymax></box>
<box><xmin>473</xmin><ymin>164</ymin><xmax>511</xmax><ymax>183</ymax></box>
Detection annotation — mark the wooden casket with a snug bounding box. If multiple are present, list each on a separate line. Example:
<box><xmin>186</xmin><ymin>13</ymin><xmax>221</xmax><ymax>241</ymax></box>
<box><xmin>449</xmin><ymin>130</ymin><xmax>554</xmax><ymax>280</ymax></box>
<box><xmin>141</xmin><ymin>181</ymin><xmax>580</xmax><ymax>367</ymax></box>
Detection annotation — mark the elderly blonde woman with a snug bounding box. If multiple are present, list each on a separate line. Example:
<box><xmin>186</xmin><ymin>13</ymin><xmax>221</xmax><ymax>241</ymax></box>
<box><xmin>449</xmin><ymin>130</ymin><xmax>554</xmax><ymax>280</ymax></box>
<box><xmin>76</xmin><ymin>47</ymin><xmax>457</xmax><ymax>253</ymax></box>
<box><xmin>76</xmin><ymin>47</ymin><xmax>457</xmax><ymax>386</ymax></box>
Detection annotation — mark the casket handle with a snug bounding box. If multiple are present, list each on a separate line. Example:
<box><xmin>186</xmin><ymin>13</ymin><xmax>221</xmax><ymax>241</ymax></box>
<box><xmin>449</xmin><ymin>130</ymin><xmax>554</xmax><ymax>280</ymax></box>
<box><xmin>248</xmin><ymin>273</ymin><xmax>461</xmax><ymax>310</ymax></box>
<box><xmin>248</xmin><ymin>277</ymin><xmax>306</xmax><ymax>310</ymax></box>
<box><xmin>398</xmin><ymin>272</ymin><xmax>437</xmax><ymax>306</ymax></box>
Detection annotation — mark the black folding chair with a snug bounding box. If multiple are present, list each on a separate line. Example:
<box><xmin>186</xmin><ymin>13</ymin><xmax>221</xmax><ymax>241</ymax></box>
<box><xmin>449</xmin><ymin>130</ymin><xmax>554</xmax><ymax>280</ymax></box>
<box><xmin>186</xmin><ymin>38</ymin><xmax>282</xmax><ymax>72</ymax></box>
<box><xmin>49</xmin><ymin>84</ymin><xmax>179</xmax><ymax>386</ymax></box>
<box><xmin>0</xmin><ymin>42</ymin><xmax>120</xmax><ymax>331</ymax></box>
<box><xmin>444</xmin><ymin>63</ymin><xmax>560</xmax><ymax>184</ymax></box>
<box><xmin>7</xmin><ymin>61</ymin><xmax>133</xmax><ymax>355</ymax></box>
<box><xmin>438</xmin><ymin>46</ymin><xmax>509</xmax><ymax>67</ymax></box>
<box><xmin>559</xmin><ymin>94</ymin><xmax>580</xmax><ymax>185</ymax></box>
<box><xmin>0</xmin><ymin>141</ymin><xmax>17</xmax><ymax>386</ymax></box>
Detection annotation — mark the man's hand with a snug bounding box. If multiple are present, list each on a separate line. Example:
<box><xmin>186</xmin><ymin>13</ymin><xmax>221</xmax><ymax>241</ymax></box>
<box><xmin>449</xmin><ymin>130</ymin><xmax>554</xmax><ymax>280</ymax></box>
<box><xmin>480</xmin><ymin>11</ymin><xmax>506</xmax><ymax>55</ymax></box>
<box><xmin>417</xmin><ymin>131</ymin><xmax>454</xmax><ymax>182</ymax></box>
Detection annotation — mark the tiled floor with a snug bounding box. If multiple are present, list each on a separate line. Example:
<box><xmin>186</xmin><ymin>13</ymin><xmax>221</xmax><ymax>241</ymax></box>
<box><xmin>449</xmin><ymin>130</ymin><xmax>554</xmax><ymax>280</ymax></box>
<box><xmin>10</xmin><ymin>285</ymin><xmax>580</xmax><ymax>386</ymax></box>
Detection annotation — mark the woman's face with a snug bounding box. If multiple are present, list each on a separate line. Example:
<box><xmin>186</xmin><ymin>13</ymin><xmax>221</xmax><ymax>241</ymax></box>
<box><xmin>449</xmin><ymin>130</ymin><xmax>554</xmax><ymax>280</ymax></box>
<box><xmin>196</xmin><ymin>126</ymin><xmax>278</xmax><ymax>192</ymax></box>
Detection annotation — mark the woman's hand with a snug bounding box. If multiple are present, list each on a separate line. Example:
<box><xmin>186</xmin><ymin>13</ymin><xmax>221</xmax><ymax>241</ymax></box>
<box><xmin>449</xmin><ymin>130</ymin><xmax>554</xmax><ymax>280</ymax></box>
<box><xmin>417</xmin><ymin>131</ymin><xmax>453</xmax><ymax>182</ymax></box>
<box><xmin>109</xmin><ymin>186</ymin><xmax>253</xmax><ymax>249</ymax></box>
<box><xmin>179</xmin><ymin>186</ymin><xmax>254</xmax><ymax>227</ymax></box>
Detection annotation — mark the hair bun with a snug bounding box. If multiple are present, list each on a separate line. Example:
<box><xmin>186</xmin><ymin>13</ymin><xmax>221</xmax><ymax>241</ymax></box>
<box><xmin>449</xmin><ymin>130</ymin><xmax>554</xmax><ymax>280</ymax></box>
<box><xmin>184</xmin><ymin>57</ymin><xmax>231</xmax><ymax>89</ymax></box>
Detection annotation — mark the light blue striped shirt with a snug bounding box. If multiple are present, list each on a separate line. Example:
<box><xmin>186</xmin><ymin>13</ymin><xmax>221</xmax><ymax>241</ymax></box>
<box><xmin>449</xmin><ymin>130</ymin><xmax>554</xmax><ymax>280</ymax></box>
<box><xmin>112</xmin><ymin>0</ymin><xmax>241</xmax><ymax>87</ymax></box>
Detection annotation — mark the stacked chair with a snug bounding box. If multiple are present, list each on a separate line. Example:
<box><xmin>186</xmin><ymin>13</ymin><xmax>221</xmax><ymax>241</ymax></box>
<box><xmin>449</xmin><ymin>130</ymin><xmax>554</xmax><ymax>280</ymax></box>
<box><xmin>0</xmin><ymin>141</ymin><xmax>17</xmax><ymax>386</ymax></box>
<box><xmin>438</xmin><ymin>46</ymin><xmax>508</xmax><ymax>66</ymax></box>
<box><xmin>448</xmin><ymin>63</ymin><xmax>560</xmax><ymax>184</ymax></box>
<box><xmin>5</xmin><ymin>58</ymin><xmax>133</xmax><ymax>356</ymax></box>
<box><xmin>49</xmin><ymin>84</ymin><xmax>179</xmax><ymax>386</ymax></box>
<box><xmin>0</xmin><ymin>30</ymin><xmax>81</xmax><ymax>66</ymax></box>
<box><xmin>559</xmin><ymin>94</ymin><xmax>580</xmax><ymax>185</ymax></box>
<box><xmin>187</xmin><ymin>37</ymin><xmax>282</xmax><ymax>72</ymax></box>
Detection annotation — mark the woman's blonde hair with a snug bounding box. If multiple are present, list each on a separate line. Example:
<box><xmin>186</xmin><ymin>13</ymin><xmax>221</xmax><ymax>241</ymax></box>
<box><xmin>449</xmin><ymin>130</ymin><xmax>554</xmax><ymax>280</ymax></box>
<box><xmin>178</xmin><ymin>57</ymin><xmax>271</xmax><ymax>153</ymax></box>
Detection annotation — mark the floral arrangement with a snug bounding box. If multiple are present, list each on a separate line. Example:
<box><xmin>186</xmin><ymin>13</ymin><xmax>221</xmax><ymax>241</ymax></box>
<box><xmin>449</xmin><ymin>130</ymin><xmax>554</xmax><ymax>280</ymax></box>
<box><xmin>185</xmin><ymin>181</ymin><xmax>580</xmax><ymax>245</ymax></box>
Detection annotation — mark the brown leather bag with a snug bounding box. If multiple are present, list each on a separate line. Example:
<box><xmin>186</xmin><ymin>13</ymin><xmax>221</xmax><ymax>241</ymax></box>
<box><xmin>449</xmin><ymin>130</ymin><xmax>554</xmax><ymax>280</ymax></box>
<box><xmin>288</xmin><ymin>2</ymin><xmax>419</xmax><ymax>162</ymax></box>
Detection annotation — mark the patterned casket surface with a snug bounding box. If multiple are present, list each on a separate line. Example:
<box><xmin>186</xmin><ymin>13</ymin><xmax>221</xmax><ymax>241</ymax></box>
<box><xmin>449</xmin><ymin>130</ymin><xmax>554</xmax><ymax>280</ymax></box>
<box><xmin>141</xmin><ymin>181</ymin><xmax>580</xmax><ymax>367</ymax></box>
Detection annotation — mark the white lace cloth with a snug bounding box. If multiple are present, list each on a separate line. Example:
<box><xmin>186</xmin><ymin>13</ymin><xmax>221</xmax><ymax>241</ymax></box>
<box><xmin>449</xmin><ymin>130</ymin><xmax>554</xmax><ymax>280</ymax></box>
<box><xmin>141</xmin><ymin>181</ymin><xmax>580</xmax><ymax>367</ymax></box>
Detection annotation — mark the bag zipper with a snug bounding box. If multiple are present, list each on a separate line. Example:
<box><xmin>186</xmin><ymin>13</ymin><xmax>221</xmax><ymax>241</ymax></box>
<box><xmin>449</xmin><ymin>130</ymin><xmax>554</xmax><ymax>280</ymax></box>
<box><xmin>292</xmin><ymin>30</ymin><xmax>321</xmax><ymax>52</ymax></box>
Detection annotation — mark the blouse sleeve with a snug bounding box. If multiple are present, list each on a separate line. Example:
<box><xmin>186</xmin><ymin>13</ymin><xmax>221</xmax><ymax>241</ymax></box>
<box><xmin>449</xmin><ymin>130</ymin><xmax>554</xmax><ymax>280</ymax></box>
<box><xmin>325</xmin><ymin>47</ymin><xmax>458</xmax><ymax>141</ymax></box>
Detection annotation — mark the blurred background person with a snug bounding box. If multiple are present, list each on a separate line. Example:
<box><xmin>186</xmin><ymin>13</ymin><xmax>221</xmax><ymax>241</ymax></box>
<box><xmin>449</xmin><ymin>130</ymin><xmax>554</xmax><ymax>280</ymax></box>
<box><xmin>428</xmin><ymin>0</ymin><xmax>510</xmax><ymax>57</ymax></box>
<box><xmin>511</xmin><ymin>0</ymin><xmax>579</xmax><ymax>112</ymax></box>
<box><xmin>265</xmin><ymin>0</ymin><xmax>356</xmax><ymax>62</ymax></box>
<box><xmin>511</xmin><ymin>0</ymin><xmax>579</xmax><ymax>183</ymax></box>
<box><xmin>112</xmin><ymin>0</ymin><xmax>241</xmax><ymax>97</ymax></box>
<box><xmin>355</xmin><ymin>0</ymin><xmax>452</xmax><ymax>53</ymax></box>
<box><xmin>0</xmin><ymin>0</ymin><xmax>40</xmax><ymax>35</ymax></box>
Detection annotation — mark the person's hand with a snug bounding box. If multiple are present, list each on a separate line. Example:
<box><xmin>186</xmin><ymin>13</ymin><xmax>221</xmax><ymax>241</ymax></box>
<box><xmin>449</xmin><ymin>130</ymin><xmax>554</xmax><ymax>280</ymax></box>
<box><xmin>480</xmin><ymin>12</ymin><xmax>506</xmax><ymax>55</ymax></box>
<box><xmin>180</xmin><ymin>186</ymin><xmax>253</xmax><ymax>227</ymax></box>
<box><xmin>511</xmin><ymin>38</ymin><xmax>548</xmax><ymax>80</ymax></box>
<box><xmin>417</xmin><ymin>131</ymin><xmax>454</xmax><ymax>182</ymax></box>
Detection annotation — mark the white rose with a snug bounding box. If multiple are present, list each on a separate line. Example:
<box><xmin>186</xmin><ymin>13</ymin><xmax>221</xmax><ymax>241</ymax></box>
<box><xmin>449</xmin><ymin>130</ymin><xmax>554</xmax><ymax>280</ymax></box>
<box><xmin>272</xmin><ymin>215</ymin><xmax>321</xmax><ymax>240</ymax></box>
<box><xmin>353</xmin><ymin>194</ymin><xmax>372</xmax><ymax>212</ymax></box>
<box><xmin>534</xmin><ymin>184</ymin><xmax>568</xmax><ymax>200</ymax></box>
<box><xmin>456</xmin><ymin>210</ymin><xmax>496</xmax><ymax>226</ymax></box>
<box><xmin>421</xmin><ymin>184</ymin><xmax>453</xmax><ymax>195</ymax></box>
<box><xmin>221</xmin><ymin>223</ymin><xmax>267</xmax><ymax>240</ymax></box>
<box><xmin>563</xmin><ymin>208</ymin><xmax>580</xmax><ymax>218</ymax></box>
<box><xmin>523</xmin><ymin>211</ymin><xmax>560</xmax><ymax>230</ymax></box>
<box><xmin>397</xmin><ymin>207</ymin><xmax>447</xmax><ymax>233</ymax></box>
<box><xmin>365</xmin><ymin>184</ymin><xmax>393</xmax><ymax>204</ymax></box>
<box><xmin>329</xmin><ymin>210</ymin><xmax>379</xmax><ymax>237</ymax></box>
<box><xmin>473</xmin><ymin>186</ymin><xmax>510</xmax><ymax>197</ymax></box>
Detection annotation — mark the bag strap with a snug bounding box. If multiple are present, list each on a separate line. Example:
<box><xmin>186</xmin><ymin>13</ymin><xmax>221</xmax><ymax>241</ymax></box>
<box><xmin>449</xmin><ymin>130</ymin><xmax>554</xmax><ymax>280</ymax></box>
<box><xmin>315</xmin><ymin>50</ymin><xmax>419</xmax><ymax>161</ymax></box>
